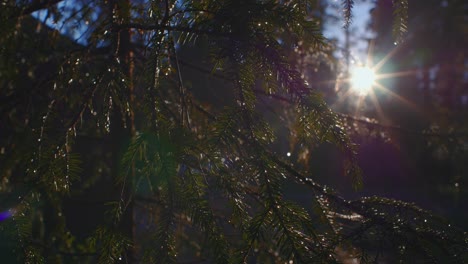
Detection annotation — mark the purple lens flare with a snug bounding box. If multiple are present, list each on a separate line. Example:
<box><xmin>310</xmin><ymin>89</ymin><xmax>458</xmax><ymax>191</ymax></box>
<box><xmin>0</xmin><ymin>209</ymin><xmax>14</xmax><ymax>222</ymax></box>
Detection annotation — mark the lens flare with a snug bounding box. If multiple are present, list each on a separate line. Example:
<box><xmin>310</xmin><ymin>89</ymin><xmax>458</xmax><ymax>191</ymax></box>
<box><xmin>0</xmin><ymin>209</ymin><xmax>15</xmax><ymax>221</ymax></box>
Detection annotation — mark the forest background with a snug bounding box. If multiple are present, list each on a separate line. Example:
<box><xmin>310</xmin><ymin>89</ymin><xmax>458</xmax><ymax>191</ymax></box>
<box><xmin>0</xmin><ymin>0</ymin><xmax>466</xmax><ymax>263</ymax></box>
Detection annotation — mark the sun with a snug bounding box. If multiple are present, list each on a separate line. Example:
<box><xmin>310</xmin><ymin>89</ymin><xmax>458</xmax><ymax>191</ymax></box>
<box><xmin>350</xmin><ymin>66</ymin><xmax>376</xmax><ymax>95</ymax></box>
<box><xmin>331</xmin><ymin>40</ymin><xmax>419</xmax><ymax>121</ymax></box>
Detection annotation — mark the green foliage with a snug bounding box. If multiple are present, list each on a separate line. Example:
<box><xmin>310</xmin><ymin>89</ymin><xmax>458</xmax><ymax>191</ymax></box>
<box><xmin>0</xmin><ymin>0</ymin><xmax>466</xmax><ymax>263</ymax></box>
<box><xmin>91</xmin><ymin>226</ymin><xmax>132</xmax><ymax>264</ymax></box>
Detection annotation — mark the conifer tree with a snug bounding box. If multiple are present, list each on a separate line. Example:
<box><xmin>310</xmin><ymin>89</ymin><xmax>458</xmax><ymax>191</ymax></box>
<box><xmin>0</xmin><ymin>0</ymin><xmax>466</xmax><ymax>263</ymax></box>
<box><xmin>365</xmin><ymin>0</ymin><xmax>468</xmax><ymax>228</ymax></box>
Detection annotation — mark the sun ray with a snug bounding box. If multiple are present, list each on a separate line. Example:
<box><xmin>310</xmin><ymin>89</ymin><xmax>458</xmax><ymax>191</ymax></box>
<box><xmin>365</xmin><ymin>38</ymin><xmax>376</xmax><ymax>67</ymax></box>
<box><xmin>373</xmin><ymin>43</ymin><xmax>405</xmax><ymax>72</ymax></box>
<box><xmin>373</xmin><ymin>82</ymin><xmax>421</xmax><ymax>113</ymax></box>
<box><xmin>331</xmin><ymin>79</ymin><xmax>355</xmax><ymax>109</ymax></box>
<box><xmin>368</xmin><ymin>90</ymin><xmax>388</xmax><ymax>123</ymax></box>
<box><xmin>375</xmin><ymin>70</ymin><xmax>418</xmax><ymax>80</ymax></box>
<box><xmin>354</xmin><ymin>95</ymin><xmax>365</xmax><ymax>117</ymax></box>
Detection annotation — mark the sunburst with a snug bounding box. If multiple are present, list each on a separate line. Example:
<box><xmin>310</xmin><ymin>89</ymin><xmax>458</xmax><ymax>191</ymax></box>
<box><xmin>332</xmin><ymin>39</ymin><xmax>420</xmax><ymax>121</ymax></box>
<box><xmin>350</xmin><ymin>66</ymin><xmax>376</xmax><ymax>96</ymax></box>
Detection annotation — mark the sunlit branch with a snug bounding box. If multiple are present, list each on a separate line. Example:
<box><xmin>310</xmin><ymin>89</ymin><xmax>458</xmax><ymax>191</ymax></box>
<box><xmin>167</xmin><ymin>8</ymin><xmax>216</xmax><ymax>19</ymax></box>
<box><xmin>67</xmin><ymin>75</ymin><xmax>101</xmax><ymax>131</ymax></box>
<box><xmin>170</xmin><ymin>55</ymin><xmax>467</xmax><ymax>139</ymax></box>
<box><xmin>342</xmin><ymin>0</ymin><xmax>354</xmax><ymax>29</ymax></box>
<box><xmin>192</xmin><ymin>102</ymin><xmax>343</xmax><ymax>209</ymax></box>
<box><xmin>269</xmin><ymin>152</ymin><xmax>465</xmax><ymax>252</ymax></box>
<box><xmin>118</xmin><ymin>23</ymin><xmax>230</xmax><ymax>37</ymax></box>
<box><xmin>339</xmin><ymin>113</ymin><xmax>468</xmax><ymax>138</ymax></box>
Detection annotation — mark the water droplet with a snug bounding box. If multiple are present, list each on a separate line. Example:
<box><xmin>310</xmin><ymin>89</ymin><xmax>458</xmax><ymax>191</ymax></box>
<box><xmin>105</xmin><ymin>96</ymin><xmax>113</xmax><ymax>133</ymax></box>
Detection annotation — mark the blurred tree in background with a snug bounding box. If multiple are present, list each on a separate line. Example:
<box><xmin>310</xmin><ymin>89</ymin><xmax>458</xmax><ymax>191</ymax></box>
<box><xmin>347</xmin><ymin>0</ymin><xmax>468</xmax><ymax>227</ymax></box>
<box><xmin>0</xmin><ymin>0</ymin><xmax>466</xmax><ymax>263</ymax></box>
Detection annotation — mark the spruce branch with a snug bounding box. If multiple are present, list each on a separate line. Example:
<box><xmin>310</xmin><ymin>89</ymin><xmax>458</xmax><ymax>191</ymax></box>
<box><xmin>392</xmin><ymin>0</ymin><xmax>408</xmax><ymax>43</ymax></box>
<box><xmin>160</xmin><ymin>54</ymin><xmax>468</xmax><ymax>140</ymax></box>
<box><xmin>117</xmin><ymin>23</ymin><xmax>230</xmax><ymax>37</ymax></box>
<box><xmin>342</xmin><ymin>0</ymin><xmax>354</xmax><ymax>29</ymax></box>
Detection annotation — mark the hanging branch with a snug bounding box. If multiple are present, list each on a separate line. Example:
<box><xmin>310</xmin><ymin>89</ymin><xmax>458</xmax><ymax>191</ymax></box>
<box><xmin>392</xmin><ymin>0</ymin><xmax>409</xmax><ymax>43</ymax></box>
<box><xmin>173</xmin><ymin>55</ymin><xmax>468</xmax><ymax>140</ymax></box>
<box><xmin>342</xmin><ymin>0</ymin><xmax>354</xmax><ymax>29</ymax></box>
<box><xmin>117</xmin><ymin>23</ymin><xmax>230</xmax><ymax>37</ymax></box>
